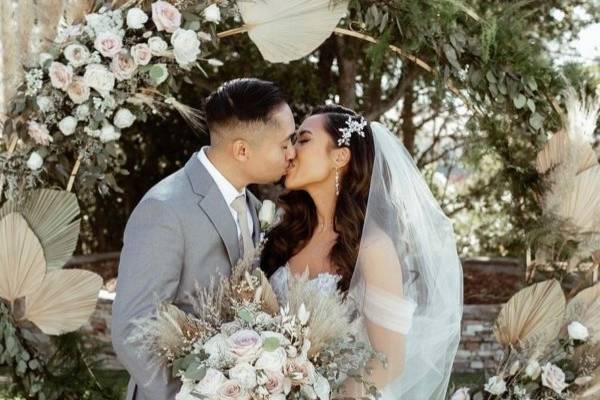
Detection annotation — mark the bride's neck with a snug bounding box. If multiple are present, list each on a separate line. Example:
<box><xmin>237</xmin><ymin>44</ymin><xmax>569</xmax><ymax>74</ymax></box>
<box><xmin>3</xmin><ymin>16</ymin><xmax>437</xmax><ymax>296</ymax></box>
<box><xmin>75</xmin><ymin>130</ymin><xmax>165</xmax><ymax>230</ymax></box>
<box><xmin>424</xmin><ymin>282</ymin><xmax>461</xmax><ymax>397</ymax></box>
<box><xmin>306</xmin><ymin>182</ymin><xmax>337</xmax><ymax>232</ymax></box>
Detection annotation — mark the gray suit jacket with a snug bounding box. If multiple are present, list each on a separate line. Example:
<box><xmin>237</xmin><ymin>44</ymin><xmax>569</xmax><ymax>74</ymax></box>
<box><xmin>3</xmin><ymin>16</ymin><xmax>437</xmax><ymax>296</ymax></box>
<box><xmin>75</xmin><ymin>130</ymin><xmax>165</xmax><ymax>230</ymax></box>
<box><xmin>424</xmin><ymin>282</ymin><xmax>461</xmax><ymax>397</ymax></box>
<box><xmin>111</xmin><ymin>153</ymin><xmax>261</xmax><ymax>400</ymax></box>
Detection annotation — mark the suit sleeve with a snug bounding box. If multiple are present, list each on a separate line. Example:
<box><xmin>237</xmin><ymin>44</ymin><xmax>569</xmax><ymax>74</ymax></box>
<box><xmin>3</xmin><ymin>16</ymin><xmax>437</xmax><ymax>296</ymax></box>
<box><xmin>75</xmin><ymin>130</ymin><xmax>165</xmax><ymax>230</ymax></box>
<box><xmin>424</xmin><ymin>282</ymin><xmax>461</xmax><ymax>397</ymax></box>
<box><xmin>111</xmin><ymin>198</ymin><xmax>184</xmax><ymax>400</ymax></box>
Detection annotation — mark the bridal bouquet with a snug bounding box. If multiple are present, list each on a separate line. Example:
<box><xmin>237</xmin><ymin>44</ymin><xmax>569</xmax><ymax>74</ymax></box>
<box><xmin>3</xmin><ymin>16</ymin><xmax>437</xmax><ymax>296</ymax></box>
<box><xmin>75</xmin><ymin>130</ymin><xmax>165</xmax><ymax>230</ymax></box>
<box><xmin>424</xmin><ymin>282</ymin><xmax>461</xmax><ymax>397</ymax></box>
<box><xmin>130</xmin><ymin>254</ymin><xmax>382</xmax><ymax>400</ymax></box>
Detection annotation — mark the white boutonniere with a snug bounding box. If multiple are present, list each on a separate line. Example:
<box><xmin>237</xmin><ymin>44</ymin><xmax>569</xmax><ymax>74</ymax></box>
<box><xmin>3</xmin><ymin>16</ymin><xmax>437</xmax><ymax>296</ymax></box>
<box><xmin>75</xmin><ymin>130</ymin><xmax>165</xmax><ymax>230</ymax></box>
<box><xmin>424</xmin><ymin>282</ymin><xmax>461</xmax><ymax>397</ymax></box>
<box><xmin>258</xmin><ymin>200</ymin><xmax>281</xmax><ymax>232</ymax></box>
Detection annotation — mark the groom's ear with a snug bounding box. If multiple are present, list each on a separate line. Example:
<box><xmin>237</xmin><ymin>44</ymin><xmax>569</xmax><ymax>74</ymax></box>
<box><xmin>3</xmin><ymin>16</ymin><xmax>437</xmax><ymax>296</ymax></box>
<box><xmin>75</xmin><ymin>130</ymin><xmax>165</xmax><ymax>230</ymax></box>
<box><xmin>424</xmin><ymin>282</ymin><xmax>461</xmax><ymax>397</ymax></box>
<box><xmin>232</xmin><ymin>139</ymin><xmax>251</xmax><ymax>162</ymax></box>
<box><xmin>333</xmin><ymin>147</ymin><xmax>351</xmax><ymax>168</ymax></box>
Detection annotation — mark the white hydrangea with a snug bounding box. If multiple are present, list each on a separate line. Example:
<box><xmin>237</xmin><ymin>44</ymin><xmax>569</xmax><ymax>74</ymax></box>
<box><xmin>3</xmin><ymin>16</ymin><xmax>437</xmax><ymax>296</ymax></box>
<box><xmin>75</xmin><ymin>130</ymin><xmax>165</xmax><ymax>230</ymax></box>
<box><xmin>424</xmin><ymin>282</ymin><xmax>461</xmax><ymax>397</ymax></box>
<box><xmin>26</xmin><ymin>151</ymin><xmax>44</xmax><ymax>171</ymax></box>
<box><xmin>113</xmin><ymin>108</ymin><xmax>136</xmax><ymax>129</ymax></box>
<box><xmin>58</xmin><ymin>116</ymin><xmax>78</xmax><ymax>136</ymax></box>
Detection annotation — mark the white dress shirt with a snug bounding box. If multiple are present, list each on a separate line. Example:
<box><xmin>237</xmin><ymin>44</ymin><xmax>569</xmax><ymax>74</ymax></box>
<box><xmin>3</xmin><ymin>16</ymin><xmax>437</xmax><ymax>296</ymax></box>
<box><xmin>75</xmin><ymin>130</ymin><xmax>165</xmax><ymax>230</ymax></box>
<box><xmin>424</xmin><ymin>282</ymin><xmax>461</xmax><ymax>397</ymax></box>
<box><xmin>197</xmin><ymin>147</ymin><xmax>254</xmax><ymax>239</ymax></box>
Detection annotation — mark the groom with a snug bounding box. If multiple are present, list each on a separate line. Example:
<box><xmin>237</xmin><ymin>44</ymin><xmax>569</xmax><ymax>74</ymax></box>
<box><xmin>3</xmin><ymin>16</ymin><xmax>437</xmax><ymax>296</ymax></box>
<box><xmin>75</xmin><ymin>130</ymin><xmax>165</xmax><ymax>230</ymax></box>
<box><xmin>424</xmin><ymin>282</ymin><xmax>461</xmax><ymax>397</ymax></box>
<box><xmin>112</xmin><ymin>78</ymin><xmax>297</xmax><ymax>400</ymax></box>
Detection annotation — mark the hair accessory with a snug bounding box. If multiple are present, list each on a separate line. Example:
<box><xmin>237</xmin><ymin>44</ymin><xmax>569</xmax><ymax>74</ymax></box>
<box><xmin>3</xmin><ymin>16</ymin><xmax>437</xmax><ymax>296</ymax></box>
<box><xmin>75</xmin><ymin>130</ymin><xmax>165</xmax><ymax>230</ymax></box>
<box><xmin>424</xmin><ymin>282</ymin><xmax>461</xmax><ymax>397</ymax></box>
<box><xmin>337</xmin><ymin>115</ymin><xmax>367</xmax><ymax>147</ymax></box>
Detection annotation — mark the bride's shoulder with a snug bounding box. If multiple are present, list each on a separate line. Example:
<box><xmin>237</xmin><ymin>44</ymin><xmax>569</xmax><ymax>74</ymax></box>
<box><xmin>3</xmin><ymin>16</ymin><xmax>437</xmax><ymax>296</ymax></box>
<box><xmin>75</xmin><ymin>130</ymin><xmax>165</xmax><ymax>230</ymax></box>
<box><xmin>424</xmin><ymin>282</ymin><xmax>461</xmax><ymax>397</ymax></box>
<box><xmin>359</xmin><ymin>226</ymin><xmax>395</xmax><ymax>254</ymax></box>
<box><xmin>358</xmin><ymin>228</ymin><xmax>403</xmax><ymax>287</ymax></box>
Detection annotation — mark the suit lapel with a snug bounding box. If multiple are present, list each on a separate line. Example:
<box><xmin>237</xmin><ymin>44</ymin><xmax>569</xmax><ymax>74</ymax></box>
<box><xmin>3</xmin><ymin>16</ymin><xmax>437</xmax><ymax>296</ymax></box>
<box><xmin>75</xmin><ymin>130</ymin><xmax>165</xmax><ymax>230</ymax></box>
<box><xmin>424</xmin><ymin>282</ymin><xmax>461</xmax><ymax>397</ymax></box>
<box><xmin>185</xmin><ymin>153</ymin><xmax>241</xmax><ymax>268</ymax></box>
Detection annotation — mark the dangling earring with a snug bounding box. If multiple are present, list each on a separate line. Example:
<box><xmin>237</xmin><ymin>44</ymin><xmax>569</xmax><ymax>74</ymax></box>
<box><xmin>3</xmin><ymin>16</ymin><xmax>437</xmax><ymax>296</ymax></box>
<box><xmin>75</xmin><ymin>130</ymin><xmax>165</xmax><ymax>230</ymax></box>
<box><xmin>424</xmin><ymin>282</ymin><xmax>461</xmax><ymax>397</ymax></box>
<box><xmin>335</xmin><ymin>167</ymin><xmax>340</xmax><ymax>196</ymax></box>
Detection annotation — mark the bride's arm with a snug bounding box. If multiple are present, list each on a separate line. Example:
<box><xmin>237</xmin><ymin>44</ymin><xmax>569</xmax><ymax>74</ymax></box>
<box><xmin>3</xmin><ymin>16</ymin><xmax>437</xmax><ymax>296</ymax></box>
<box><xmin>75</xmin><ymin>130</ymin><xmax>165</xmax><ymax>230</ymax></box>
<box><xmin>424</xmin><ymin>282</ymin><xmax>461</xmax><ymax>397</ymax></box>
<box><xmin>340</xmin><ymin>234</ymin><xmax>416</xmax><ymax>397</ymax></box>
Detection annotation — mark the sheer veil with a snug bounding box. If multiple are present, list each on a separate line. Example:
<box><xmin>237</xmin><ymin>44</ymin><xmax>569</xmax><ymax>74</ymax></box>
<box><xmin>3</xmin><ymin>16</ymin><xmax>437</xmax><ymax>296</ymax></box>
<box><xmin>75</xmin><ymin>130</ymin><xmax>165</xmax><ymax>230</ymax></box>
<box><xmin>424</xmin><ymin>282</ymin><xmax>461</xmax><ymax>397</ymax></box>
<box><xmin>347</xmin><ymin>121</ymin><xmax>463</xmax><ymax>399</ymax></box>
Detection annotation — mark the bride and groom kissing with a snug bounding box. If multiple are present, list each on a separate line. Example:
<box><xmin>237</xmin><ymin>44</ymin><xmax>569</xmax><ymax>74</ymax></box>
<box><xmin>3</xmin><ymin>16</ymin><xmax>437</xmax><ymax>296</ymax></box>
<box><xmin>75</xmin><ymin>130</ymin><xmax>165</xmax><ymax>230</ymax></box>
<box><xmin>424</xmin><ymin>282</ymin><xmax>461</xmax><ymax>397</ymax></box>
<box><xmin>112</xmin><ymin>78</ymin><xmax>463</xmax><ymax>400</ymax></box>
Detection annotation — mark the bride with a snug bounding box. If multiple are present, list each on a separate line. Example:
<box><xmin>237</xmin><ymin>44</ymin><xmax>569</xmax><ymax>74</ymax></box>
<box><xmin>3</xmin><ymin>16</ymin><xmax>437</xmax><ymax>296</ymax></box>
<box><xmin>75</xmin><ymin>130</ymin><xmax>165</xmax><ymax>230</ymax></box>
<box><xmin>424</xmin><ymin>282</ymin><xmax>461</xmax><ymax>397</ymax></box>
<box><xmin>260</xmin><ymin>105</ymin><xmax>463</xmax><ymax>399</ymax></box>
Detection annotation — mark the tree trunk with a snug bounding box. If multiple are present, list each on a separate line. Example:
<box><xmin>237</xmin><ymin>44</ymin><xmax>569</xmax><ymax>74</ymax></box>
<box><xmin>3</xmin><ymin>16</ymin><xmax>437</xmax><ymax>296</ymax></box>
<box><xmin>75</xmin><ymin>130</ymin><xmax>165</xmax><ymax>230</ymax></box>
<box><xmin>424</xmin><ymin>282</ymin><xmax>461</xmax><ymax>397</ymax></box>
<box><xmin>335</xmin><ymin>35</ymin><xmax>357</xmax><ymax>109</ymax></box>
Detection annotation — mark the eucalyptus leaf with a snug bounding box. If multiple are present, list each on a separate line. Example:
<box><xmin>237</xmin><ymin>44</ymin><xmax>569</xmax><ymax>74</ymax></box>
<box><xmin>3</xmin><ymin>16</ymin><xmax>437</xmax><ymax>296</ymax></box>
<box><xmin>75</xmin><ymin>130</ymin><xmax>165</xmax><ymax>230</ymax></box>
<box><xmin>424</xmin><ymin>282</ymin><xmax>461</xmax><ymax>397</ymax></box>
<box><xmin>238</xmin><ymin>308</ymin><xmax>253</xmax><ymax>324</ymax></box>
<box><xmin>513</xmin><ymin>94</ymin><xmax>526</xmax><ymax>109</ymax></box>
<box><xmin>263</xmin><ymin>337</ymin><xmax>280</xmax><ymax>351</ymax></box>
<box><xmin>529</xmin><ymin>112</ymin><xmax>544</xmax><ymax>130</ymax></box>
<box><xmin>184</xmin><ymin>362</ymin><xmax>206</xmax><ymax>381</ymax></box>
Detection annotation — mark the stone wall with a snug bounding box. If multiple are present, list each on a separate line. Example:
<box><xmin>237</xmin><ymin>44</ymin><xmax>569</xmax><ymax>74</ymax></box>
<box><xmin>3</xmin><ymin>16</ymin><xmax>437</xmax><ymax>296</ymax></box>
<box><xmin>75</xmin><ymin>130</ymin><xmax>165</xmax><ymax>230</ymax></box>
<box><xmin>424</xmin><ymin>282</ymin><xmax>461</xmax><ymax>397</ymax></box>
<box><xmin>83</xmin><ymin>294</ymin><xmax>505</xmax><ymax>373</ymax></box>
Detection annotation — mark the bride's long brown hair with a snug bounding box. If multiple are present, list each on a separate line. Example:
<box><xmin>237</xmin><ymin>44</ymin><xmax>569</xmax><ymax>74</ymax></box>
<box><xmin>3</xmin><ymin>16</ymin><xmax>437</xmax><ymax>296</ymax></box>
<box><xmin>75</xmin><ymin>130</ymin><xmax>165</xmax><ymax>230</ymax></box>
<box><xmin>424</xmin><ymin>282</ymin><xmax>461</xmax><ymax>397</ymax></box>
<box><xmin>260</xmin><ymin>105</ymin><xmax>375</xmax><ymax>291</ymax></box>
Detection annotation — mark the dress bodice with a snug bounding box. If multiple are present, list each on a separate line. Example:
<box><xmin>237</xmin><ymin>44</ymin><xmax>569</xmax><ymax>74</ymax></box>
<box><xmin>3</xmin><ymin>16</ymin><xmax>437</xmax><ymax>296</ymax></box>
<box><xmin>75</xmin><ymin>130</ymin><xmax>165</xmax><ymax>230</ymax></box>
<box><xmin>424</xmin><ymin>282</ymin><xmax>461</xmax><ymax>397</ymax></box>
<box><xmin>268</xmin><ymin>263</ymin><xmax>341</xmax><ymax>305</ymax></box>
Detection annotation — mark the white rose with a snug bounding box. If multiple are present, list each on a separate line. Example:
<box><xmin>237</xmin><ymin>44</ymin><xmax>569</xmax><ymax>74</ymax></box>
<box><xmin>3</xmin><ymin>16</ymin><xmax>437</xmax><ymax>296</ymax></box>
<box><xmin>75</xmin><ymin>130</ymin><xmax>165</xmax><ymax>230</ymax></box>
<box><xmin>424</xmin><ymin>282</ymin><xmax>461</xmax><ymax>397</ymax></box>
<box><xmin>58</xmin><ymin>116</ymin><xmax>77</xmax><ymax>136</ymax></box>
<box><xmin>203</xmin><ymin>4</ymin><xmax>221</xmax><ymax>23</ymax></box>
<box><xmin>126</xmin><ymin>8</ymin><xmax>148</xmax><ymax>29</ymax></box>
<box><xmin>263</xmin><ymin>369</ymin><xmax>285</xmax><ymax>394</ymax></box>
<box><xmin>27</xmin><ymin>121</ymin><xmax>53</xmax><ymax>146</ymax></box>
<box><xmin>84</xmin><ymin>64</ymin><xmax>115</xmax><ymax>97</ymax></box>
<box><xmin>113</xmin><ymin>108</ymin><xmax>136</xmax><ymax>129</ymax></box>
<box><xmin>568</xmin><ymin>321</ymin><xmax>589</xmax><ymax>341</ymax></box>
<box><xmin>64</xmin><ymin>44</ymin><xmax>90</xmax><ymax>67</ymax></box>
<box><xmin>151</xmin><ymin>1</ymin><xmax>182</xmax><ymax>33</ymax></box>
<box><xmin>203</xmin><ymin>333</ymin><xmax>230</xmax><ymax>357</ymax></box>
<box><xmin>229</xmin><ymin>363</ymin><xmax>257</xmax><ymax>389</ymax></box>
<box><xmin>131</xmin><ymin>43</ymin><xmax>152</xmax><ymax>65</ymax></box>
<box><xmin>170</xmin><ymin>28</ymin><xmax>201</xmax><ymax>67</ymax></box>
<box><xmin>227</xmin><ymin>329</ymin><xmax>263</xmax><ymax>363</ymax></box>
<box><xmin>255</xmin><ymin>347</ymin><xmax>287</xmax><ymax>372</ymax></box>
<box><xmin>49</xmin><ymin>61</ymin><xmax>73</xmax><ymax>90</ymax></box>
<box><xmin>483</xmin><ymin>376</ymin><xmax>506</xmax><ymax>395</ymax></box>
<box><xmin>541</xmin><ymin>363</ymin><xmax>568</xmax><ymax>394</ymax></box>
<box><xmin>110</xmin><ymin>50</ymin><xmax>137</xmax><ymax>81</ymax></box>
<box><xmin>217</xmin><ymin>379</ymin><xmax>250</xmax><ymax>400</ymax></box>
<box><xmin>525</xmin><ymin>360</ymin><xmax>541</xmax><ymax>380</ymax></box>
<box><xmin>26</xmin><ymin>151</ymin><xmax>43</xmax><ymax>171</ymax></box>
<box><xmin>148</xmin><ymin>36</ymin><xmax>168</xmax><ymax>55</ymax></box>
<box><xmin>67</xmin><ymin>77</ymin><xmax>91</xmax><ymax>104</ymax></box>
<box><xmin>450</xmin><ymin>387</ymin><xmax>470</xmax><ymax>400</ymax></box>
<box><xmin>36</xmin><ymin>96</ymin><xmax>53</xmax><ymax>112</ymax></box>
<box><xmin>99</xmin><ymin>121</ymin><xmax>121</xmax><ymax>142</ymax></box>
<box><xmin>94</xmin><ymin>31</ymin><xmax>123</xmax><ymax>58</ymax></box>
<box><xmin>194</xmin><ymin>368</ymin><xmax>226</xmax><ymax>397</ymax></box>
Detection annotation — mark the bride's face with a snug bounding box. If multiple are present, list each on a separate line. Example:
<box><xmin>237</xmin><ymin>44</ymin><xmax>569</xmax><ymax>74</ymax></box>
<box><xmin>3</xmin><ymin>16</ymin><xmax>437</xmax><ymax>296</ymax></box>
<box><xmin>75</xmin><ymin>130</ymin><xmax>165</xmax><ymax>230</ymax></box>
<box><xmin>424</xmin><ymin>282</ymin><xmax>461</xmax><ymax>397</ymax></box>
<box><xmin>284</xmin><ymin>114</ymin><xmax>346</xmax><ymax>190</ymax></box>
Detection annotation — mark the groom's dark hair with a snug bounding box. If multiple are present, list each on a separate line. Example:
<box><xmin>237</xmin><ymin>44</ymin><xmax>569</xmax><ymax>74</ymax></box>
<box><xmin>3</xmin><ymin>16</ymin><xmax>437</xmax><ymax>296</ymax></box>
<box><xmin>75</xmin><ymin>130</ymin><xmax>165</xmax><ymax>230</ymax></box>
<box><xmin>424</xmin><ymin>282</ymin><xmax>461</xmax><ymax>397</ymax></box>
<box><xmin>204</xmin><ymin>78</ymin><xmax>287</xmax><ymax>142</ymax></box>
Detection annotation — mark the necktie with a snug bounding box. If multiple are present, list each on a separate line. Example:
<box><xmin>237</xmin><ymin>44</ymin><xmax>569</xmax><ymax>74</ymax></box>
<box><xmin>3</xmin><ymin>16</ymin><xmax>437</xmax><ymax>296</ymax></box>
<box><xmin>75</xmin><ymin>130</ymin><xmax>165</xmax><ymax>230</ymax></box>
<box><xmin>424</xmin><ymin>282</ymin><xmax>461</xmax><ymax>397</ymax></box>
<box><xmin>231</xmin><ymin>194</ymin><xmax>253</xmax><ymax>261</ymax></box>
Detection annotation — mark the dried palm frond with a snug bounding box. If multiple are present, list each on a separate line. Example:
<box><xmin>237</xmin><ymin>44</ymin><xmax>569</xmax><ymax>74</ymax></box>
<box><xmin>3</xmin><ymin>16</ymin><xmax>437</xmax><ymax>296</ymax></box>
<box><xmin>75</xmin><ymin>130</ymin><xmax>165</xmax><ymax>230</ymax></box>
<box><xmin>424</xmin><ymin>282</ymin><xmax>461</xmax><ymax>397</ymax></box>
<box><xmin>286</xmin><ymin>271</ymin><xmax>353</xmax><ymax>357</ymax></box>
<box><xmin>254</xmin><ymin>269</ymin><xmax>280</xmax><ymax>315</ymax></box>
<box><xmin>189</xmin><ymin>274</ymin><xmax>234</xmax><ymax>327</ymax></box>
<box><xmin>234</xmin><ymin>0</ymin><xmax>349</xmax><ymax>63</ymax></box>
<box><xmin>129</xmin><ymin>302</ymin><xmax>210</xmax><ymax>363</ymax></box>
<box><xmin>566</xmin><ymin>283</ymin><xmax>600</xmax><ymax>343</ymax></box>
<box><xmin>494</xmin><ymin>280</ymin><xmax>565</xmax><ymax>358</ymax></box>
<box><xmin>556</xmin><ymin>166</ymin><xmax>600</xmax><ymax>234</ymax></box>
<box><xmin>563</xmin><ymin>86</ymin><xmax>600</xmax><ymax>144</ymax></box>
<box><xmin>164</xmin><ymin>96</ymin><xmax>207</xmax><ymax>135</ymax></box>
<box><xmin>535</xmin><ymin>130</ymin><xmax>597</xmax><ymax>175</ymax></box>
<box><xmin>23</xmin><ymin>269</ymin><xmax>102</xmax><ymax>335</ymax></box>
<box><xmin>0</xmin><ymin>189</ymin><xmax>80</xmax><ymax>270</ymax></box>
<box><xmin>0</xmin><ymin>212</ymin><xmax>46</xmax><ymax>304</ymax></box>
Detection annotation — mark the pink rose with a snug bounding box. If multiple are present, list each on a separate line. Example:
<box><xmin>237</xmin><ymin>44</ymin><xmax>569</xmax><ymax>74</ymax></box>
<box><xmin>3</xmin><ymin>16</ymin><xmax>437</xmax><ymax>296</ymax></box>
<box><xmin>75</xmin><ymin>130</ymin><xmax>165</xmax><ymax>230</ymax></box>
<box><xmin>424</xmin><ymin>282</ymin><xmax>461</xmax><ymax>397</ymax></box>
<box><xmin>27</xmin><ymin>121</ymin><xmax>53</xmax><ymax>145</ymax></box>
<box><xmin>48</xmin><ymin>62</ymin><xmax>73</xmax><ymax>90</ymax></box>
<box><xmin>67</xmin><ymin>77</ymin><xmax>90</xmax><ymax>104</ymax></box>
<box><xmin>227</xmin><ymin>329</ymin><xmax>263</xmax><ymax>363</ymax></box>
<box><xmin>217</xmin><ymin>380</ymin><xmax>250</xmax><ymax>400</ymax></box>
<box><xmin>94</xmin><ymin>31</ymin><xmax>123</xmax><ymax>58</ymax></box>
<box><xmin>131</xmin><ymin>43</ymin><xmax>152</xmax><ymax>66</ymax></box>
<box><xmin>151</xmin><ymin>1</ymin><xmax>182</xmax><ymax>33</ymax></box>
<box><xmin>264</xmin><ymin>370</ymin><xmax>285</xmax><ymax>394</ymax></box>
<box><xmin>110</xmin><ymin>51</ymin><xmax>137</xmax><ymax>81</ymax></box>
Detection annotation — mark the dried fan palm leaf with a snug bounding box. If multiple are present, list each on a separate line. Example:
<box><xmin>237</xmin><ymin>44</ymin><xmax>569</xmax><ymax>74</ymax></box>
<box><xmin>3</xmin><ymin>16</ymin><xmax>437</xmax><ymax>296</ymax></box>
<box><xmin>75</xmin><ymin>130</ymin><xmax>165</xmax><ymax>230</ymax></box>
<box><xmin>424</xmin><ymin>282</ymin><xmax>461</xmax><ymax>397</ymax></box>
<box><xmin>494</xmin><ymin>280</ymin><xmax>565</xmax><ymax>357</ymax></box>
<box><xmin>23</xmin><ymin>269</ymin><xmax>102</xmax><ymax>335</ymax></box>
<box><xmin>566</xmin><ymin>282</ymin><xmax>600</xmax><ymax>343</ymax></box>
<box><xmin>0</xmin><ymin>189</ymin><xmax>80</xmax><ymax>270</ymax></box>
<box><xmin>235</xmin><ymin>0</ymin><xmax>349</xmax><ymax>63</ymax></box>
<box><xmin>535</xmin><ymin>130</ymin><xmax>597</xmax><ymax>175</ymax></box>
<box><xmin>557</xmin><ymin>166</ymin><xmax>600</xmax><ymax>233</ymax></box>
<box><xmin>0</xmin><ymin>212</ymin><xmax>45</xmax><ymax>304</ymax></box>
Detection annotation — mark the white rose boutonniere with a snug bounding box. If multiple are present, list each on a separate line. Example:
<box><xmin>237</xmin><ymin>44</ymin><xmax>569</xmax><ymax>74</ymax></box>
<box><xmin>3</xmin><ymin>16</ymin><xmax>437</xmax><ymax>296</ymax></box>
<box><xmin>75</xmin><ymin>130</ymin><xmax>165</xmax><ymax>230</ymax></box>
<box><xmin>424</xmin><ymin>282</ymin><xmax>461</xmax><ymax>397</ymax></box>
<box><xmin>258</xmin><ymin>200</ymin><xmax>279</xmax><ymax>231</ymax></box>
